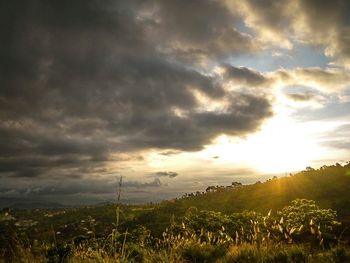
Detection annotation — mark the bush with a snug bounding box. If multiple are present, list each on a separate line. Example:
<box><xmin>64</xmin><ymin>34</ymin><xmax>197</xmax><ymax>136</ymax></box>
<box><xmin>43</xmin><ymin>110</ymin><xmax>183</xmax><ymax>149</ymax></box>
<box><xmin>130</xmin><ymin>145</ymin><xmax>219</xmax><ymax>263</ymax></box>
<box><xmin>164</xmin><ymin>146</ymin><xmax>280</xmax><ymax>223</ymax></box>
<box><xmin>277</xmin><ymin>199</ymin><xmax>340</xmax><ymax>245</ymax></box>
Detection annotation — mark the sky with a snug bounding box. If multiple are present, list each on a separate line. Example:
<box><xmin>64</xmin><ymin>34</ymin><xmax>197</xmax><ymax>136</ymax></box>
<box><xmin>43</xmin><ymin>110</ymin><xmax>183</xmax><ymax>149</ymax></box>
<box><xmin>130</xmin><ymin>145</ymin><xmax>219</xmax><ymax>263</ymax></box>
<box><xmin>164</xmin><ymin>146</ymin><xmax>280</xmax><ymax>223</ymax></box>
<box><xmin>1</xmin><ymin>0</ymin><xmax>350</xmax><ymax>206</ymax></box>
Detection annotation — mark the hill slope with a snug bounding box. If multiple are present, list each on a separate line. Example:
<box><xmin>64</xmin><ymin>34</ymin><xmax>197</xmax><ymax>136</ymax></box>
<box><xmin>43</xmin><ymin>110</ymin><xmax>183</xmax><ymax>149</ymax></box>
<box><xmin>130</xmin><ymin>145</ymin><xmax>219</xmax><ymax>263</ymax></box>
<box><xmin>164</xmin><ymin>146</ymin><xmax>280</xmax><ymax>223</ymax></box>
<box><xmin>135</xmin><ymin>163</ymin><xmax>350</xmax><ymax>235</ymax></box>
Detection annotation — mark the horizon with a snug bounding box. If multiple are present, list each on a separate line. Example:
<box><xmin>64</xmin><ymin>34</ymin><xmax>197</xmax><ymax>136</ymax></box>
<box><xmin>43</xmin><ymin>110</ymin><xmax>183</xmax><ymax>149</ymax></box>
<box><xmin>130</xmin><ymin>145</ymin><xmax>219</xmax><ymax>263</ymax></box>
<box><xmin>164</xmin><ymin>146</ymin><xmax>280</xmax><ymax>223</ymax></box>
<box><xmin>1</xmin><ymin>0</ymin><xmax>350</xmax><ymax>207</ymax></box>
<box><xmin>0</xmin><ymin>162</ymin><xmax>346</xmax><ymax>209</ymax></box>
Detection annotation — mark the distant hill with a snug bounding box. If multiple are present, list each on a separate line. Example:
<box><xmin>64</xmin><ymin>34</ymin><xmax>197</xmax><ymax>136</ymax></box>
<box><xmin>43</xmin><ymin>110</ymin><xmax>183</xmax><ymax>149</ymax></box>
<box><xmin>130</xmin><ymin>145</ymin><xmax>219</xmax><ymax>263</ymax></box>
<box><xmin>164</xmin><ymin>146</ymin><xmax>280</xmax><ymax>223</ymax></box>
<box><xmin>0</xmin><ymin>198</ymin><xmax>67</xmax><ymax>210</ymax></box>
<box><xmin>135</xmin><ymin>163</ymin><xmax>350</xmax><ymax>235</ymax></box>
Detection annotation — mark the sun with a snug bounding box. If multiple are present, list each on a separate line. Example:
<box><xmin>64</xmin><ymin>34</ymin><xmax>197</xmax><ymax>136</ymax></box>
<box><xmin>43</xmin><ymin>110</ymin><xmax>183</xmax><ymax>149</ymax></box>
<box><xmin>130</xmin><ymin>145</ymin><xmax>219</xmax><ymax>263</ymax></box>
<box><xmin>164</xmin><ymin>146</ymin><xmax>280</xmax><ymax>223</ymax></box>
<box><xmin>245</xmin><ymin>117</ymin><xmax>320</xmax><ymax>173</ymax></box>
<box><xmin>201</xmin><ymin>114</ymin><xmax>333</xmax><ymax>174</ymax></box>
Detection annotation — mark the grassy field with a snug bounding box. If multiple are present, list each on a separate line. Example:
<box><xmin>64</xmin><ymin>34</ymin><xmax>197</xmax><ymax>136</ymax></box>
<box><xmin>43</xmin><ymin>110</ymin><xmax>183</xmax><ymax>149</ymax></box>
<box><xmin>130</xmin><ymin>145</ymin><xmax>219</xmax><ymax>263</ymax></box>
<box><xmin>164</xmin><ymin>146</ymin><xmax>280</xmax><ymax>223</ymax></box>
<box><xmin>1</xmin><ymin>163</ymin><xmax>350</xmax><ymax>262</ymax></box>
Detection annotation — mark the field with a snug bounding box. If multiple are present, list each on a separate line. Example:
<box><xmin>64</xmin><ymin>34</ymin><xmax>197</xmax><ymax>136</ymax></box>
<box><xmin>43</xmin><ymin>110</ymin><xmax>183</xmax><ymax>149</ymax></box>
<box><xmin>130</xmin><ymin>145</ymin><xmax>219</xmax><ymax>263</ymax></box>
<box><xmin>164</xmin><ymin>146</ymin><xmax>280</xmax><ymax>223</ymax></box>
<box><xmin>1</xmin><ymin>163</ymin><xmax>350</xmax><ymax>262</ymax></box>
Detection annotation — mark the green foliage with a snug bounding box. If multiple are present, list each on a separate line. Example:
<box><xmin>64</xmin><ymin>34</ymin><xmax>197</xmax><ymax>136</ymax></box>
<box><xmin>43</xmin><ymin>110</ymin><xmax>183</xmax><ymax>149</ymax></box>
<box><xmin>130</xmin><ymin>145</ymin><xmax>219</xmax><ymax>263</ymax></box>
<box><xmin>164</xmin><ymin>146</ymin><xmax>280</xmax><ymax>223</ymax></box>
<box><xmin>278</xmin><ymin>199</ymin><xmax>341</xmax><ymax>245</ymax></box>
<box><xmin>166</xmin><ymin>199</ymin><xmax>340</xmax><ymax>248</ymax></box>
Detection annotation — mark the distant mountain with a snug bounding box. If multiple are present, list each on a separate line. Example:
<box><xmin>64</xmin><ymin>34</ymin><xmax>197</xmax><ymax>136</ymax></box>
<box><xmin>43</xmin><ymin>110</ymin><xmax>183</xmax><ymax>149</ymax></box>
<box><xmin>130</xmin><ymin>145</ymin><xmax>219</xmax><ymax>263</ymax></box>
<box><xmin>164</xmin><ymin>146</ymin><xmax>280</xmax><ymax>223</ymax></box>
<box><xmin>0</xmin><ymin>198</ymin><xmax>67</xmax><ymax>210</ymax></box>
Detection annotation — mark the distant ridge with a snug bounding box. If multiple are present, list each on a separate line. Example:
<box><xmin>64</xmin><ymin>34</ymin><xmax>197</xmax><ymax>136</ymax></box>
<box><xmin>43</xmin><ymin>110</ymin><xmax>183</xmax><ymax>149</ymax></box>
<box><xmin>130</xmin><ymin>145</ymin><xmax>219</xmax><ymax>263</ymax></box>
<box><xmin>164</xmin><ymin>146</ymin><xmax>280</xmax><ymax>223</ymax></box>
<box><xmin>135</xmin><ymin>163</ymin><xmax>350</xmax><ymax>235</ymax></box>
<box><xmin>0</xmin><ymin>198</ymin><xmax>67</xmax><ymax>210</ymax></box>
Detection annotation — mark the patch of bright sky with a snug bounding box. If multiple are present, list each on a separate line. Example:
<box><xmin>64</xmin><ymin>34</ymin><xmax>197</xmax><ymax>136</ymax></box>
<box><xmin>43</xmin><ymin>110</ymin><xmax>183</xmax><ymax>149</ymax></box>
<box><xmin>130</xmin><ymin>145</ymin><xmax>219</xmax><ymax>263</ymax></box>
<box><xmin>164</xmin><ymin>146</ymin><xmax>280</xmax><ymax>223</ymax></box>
<box><xmin>228</xmin><ymin>44</ymin><xmax>330</xmax><ymax>72</ymax></box>
<box><xmin>145</xmin><ymin>122</ymin><xmax>335</xmax><ymax>176</ymax></box>
<box><xmin>199</xmin><ymin>111</ymin><xmax>344</xmax><ymax>174</ymax></box>
<box><xmin>236</xmin><ymin>19</ymin><xmax>255</xmax><ymax>36</ymax></box>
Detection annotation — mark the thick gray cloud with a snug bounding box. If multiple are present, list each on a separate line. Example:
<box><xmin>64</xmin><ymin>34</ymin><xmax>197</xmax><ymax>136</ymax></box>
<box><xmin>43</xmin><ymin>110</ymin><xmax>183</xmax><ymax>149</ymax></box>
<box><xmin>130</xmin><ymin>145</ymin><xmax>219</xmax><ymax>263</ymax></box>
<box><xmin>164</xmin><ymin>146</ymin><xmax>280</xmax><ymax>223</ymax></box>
<box><xmin>0</xmin><ymin>0</ymin><xmax>272</xmax><ymax>184</ymax></box>
<box><xmin>150</xmin><ymin>0</ymin><xmax>259</xmax><ymax>62</ymax></box>
<box><xmin>221</xmin><ymin>64</ymin><xmax>270</xmax><ymax>87</ymax></box>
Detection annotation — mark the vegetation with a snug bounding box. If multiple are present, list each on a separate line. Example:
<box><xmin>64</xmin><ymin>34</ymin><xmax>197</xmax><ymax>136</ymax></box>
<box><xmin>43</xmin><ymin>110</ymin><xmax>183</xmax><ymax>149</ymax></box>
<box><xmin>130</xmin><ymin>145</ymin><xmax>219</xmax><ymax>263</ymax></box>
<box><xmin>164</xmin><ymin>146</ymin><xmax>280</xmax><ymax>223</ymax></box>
<box><xmin>136</xmin><ymin>162</ymin><xmax>350</xmax><ymax>236</ymax></box>
<box><xmin>1</xmin><ymin>163</ymin><xmax>350</xmax><ymax>262</ymax></box>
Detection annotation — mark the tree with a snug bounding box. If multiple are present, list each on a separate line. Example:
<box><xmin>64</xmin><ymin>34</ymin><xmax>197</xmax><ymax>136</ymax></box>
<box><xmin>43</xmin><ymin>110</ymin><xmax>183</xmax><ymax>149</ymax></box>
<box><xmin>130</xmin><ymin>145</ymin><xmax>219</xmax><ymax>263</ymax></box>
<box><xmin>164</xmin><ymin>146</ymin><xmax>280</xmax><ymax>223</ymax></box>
<box><xmin>305</xmin><ymin>166</ymin><xmax>315</xmax><ymax>171</ymax></box>
<box><xmin>231</xmin><ymin>181</ymin><xmax>242</xmax><ymax>187</ymax></box>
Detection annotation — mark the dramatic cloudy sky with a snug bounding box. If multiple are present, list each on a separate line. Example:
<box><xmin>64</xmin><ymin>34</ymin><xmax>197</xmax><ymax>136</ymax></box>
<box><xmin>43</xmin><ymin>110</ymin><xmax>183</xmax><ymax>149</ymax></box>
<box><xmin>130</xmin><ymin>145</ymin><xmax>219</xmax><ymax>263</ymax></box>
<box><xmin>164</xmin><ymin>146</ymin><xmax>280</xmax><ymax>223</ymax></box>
<box><xmin>1</xmin><ymin>0</ymin><xmax>350</xmax><ymax>206</ymax></box>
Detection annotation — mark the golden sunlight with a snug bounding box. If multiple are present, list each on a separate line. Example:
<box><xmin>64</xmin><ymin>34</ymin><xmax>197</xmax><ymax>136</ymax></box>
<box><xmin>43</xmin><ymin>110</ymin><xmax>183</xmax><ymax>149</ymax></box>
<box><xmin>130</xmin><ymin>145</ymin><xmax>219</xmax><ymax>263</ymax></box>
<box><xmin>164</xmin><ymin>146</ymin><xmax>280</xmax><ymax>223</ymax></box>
<box><xmin>201</xmin><ymin>114</ymin><xmax>338</xmax><ymax>174</ymax></box>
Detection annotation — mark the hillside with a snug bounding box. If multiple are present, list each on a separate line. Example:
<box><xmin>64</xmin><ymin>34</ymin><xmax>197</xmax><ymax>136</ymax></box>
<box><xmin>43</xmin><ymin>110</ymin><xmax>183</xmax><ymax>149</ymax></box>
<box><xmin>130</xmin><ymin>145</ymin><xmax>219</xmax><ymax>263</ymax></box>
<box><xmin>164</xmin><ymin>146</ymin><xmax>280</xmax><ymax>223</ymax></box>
<box><xmin>134</xmin><ymin>163</ymin><xmax>350</xmax><ymax>235</ymax></box>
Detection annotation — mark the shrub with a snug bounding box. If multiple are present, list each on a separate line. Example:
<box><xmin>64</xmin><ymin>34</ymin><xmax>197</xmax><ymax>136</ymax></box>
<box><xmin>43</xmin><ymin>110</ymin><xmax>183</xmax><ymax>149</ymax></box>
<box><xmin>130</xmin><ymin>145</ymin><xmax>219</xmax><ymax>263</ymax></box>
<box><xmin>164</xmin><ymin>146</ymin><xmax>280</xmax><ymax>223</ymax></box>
<box><xmin>277</xmin><ymin>199</ymin><xmax>340</xmax><ymax>245</ymax></box>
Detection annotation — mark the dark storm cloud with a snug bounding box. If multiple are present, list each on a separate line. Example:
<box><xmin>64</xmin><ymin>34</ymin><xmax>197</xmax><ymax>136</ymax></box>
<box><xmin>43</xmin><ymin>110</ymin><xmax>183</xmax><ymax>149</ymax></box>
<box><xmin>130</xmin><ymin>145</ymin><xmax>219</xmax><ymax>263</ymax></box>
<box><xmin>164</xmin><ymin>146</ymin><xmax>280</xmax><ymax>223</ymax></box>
<box><xmin>0</xmin><ymin>0</ymin><xmax>272</xmax><ymax>181</ymax></box>
<box><xmin>150</xmin><ymin>0</ymin><xmax>259</xmax><ymax>62</ymax></box>
<box><xmin>221</xmin><ymin>64</ymin><xmax>269</xmax><ymax>87</ymax></box>
<box><xmin>117</xmin><ymin>93</ymin><xmax>272</xmax><ymax>151</ymax></box>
